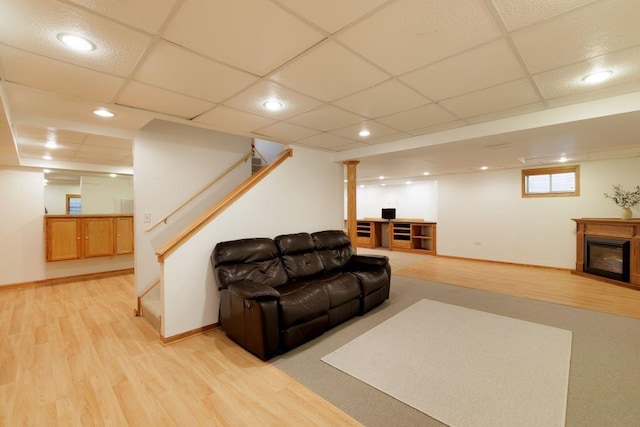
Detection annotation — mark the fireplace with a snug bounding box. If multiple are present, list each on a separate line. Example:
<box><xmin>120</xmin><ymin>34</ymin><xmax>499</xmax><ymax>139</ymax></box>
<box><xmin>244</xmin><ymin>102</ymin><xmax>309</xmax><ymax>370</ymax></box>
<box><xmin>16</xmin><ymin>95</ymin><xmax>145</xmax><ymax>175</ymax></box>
<box><xmin>585</xmin><ymin>236</ymin><xmax>630</xmax><ymax>282</ymax></box>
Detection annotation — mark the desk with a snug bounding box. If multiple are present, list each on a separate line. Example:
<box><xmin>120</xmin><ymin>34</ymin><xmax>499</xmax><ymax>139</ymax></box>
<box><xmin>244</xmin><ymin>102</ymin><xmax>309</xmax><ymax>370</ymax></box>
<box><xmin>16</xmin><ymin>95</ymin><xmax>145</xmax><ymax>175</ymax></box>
<box><xmin>356</xmin><ymin>219</ymin><xmax>437</xmax><ymax>255</ymax></box>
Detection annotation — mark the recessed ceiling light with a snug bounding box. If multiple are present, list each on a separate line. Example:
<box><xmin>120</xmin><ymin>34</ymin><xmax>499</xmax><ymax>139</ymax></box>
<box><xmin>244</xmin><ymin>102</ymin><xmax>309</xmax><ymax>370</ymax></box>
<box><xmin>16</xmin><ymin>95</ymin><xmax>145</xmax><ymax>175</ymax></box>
<box><xmin>359</xmin><ymin>184</ymin><xmax>365</xmax><ymax>188</ymax></box>
<box><xmin>378</xmin><ymin>175</ymin><xmax>384</xmax><ymax>180</ymax></box>
<box><xmin>480</xmin><ymin>166</ymin><xmax>488</xmax><ymax>170</ymax></box>
<box><xmin>582</xmin><ymin>70</ymin><xmax>613</xmax><ymax>84</ymax></box>
<box><xmin>381</xmin><ymin>183</ymin><xmax>386</xmax><ymax>186</ymax></box>
<box><xmin>263</xmin><ymin>100</ymin><xmax>283</xmax><ymax>111</ymax></box>
<box><xmin>423</xmin><ymin>172</ymin><xmax>430</xmax><ymax>176</ymax></box>
<box><xmin>57</xmin><ymin>33</ymin><xmax>95</xmax><ymax>51</ymax></box>
<box><xmin>45</xmin><ymin>141</ymin><xmax>58</xmax><ymax>149</ymax></box>
<box><xmin>559</xmin><ymin>156</ymin><xmax>568</xmax><ymax>163</ymax></box>
<box><xmin>359</xmin><ymin>129</ymin><xmax>370</xmax><ymax>137</ymax></box>
<box><xmin>43</xmin><ymin>169</ymin><xmax>51</xmax><ymax>174</ymax></box>
<box><xmin>42</xmin><ymin>154</ymin><xmax>52</xmax><ymax>160</ymax></box>
<box><xmin>406</xmin><ymin>181</ymin><xmax>412</xmax><ymax>185</ymax></box>
<box><xmin>93</xmin><ymin>109</ymin><xmax>114</xmax><ymax>118</ymax></box>
<box><xmin>110</xmin><ymin>173</ymin><xmax>117</xmax><ymax>178</ymax></box>
<box><xmin>343</xmin><ymin>179</ymin><xmax>348</xmax><ymax>183</ymax></box>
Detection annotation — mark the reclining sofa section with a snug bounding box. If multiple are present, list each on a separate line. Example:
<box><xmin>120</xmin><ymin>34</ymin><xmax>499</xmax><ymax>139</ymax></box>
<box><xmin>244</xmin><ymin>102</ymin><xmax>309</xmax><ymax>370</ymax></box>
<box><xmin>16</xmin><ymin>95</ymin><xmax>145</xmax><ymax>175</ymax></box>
<box><xmin>211</xmin><ymin>230</ymin><xmax>391</xmax><ymax>360</ymax></box>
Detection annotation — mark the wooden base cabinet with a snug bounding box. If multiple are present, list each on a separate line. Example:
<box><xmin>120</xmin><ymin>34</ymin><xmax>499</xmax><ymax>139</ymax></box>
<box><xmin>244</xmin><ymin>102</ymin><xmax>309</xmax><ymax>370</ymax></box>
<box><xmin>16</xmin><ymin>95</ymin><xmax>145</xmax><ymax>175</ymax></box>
<box><xmin>46</xmin><ymin>215</ymin><xmax>134</xmax><ymax>262</ymax></box>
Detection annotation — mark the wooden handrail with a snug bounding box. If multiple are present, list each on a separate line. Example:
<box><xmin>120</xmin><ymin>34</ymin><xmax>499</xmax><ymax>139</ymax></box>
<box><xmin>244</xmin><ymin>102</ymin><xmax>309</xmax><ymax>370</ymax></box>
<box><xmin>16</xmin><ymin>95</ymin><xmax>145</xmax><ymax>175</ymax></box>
<box><xmin>145</xmin><ymin>151</ymin><xmax>254</xmax><ymax>232</ymax></box>
<box><xmin>155</xmin><ymin>148</ymin><xmax>293</xmax><ymax>263</ymax></box>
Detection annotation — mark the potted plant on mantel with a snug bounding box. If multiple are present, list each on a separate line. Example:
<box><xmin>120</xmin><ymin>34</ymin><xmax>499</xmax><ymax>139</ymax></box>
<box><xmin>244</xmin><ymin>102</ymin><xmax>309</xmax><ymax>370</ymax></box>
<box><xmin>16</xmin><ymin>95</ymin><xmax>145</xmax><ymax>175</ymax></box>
<box><xmin>604</xmin><ymin>184</ymin><xmax>640</xmax><ymax>219</ymax></box>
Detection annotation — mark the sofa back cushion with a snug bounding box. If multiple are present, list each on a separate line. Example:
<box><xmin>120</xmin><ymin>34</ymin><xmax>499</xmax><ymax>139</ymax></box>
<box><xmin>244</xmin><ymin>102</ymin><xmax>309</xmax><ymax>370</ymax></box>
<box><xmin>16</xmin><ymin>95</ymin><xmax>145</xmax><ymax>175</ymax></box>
<box><xmin>311</xmin><ymin>230</ymin><xmax>354</xmax><ymax>271</ymax></box>
<box><xmin>274</xmin><ymin>232</ymin><xmax>324</xmax><ymax>280</ymax></box>
<box><xmin>212</xmin><ymin>238</ymin><xmax>288</xmax><ymax>289</ymax></box>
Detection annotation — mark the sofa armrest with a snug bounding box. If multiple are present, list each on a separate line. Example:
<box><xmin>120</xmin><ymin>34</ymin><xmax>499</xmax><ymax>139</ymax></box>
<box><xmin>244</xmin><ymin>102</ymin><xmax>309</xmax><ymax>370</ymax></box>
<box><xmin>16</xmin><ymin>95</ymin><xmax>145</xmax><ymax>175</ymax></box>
<box><xmin>348</xmin><ymin>254</ymin><xmax>389</xmax><ymax>268</ymax></box>
<box><xmin>227</xmin><ymin>281</ymin><xmax>280</xmax><ymax>301</ymax></box>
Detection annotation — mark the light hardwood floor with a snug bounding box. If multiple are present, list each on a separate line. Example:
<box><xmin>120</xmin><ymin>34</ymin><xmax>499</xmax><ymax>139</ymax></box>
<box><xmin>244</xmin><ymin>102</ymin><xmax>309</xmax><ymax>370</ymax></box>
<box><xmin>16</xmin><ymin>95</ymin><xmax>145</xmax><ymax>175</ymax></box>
<box><xmin>0</xmin><ymin>275</ymin><xmax>359</xmax><ymax>426</ymax></box>
<box><xmin>2</xmin><ymin>256</ymin><xmax>639</xmax><ymax>426</ymax></box>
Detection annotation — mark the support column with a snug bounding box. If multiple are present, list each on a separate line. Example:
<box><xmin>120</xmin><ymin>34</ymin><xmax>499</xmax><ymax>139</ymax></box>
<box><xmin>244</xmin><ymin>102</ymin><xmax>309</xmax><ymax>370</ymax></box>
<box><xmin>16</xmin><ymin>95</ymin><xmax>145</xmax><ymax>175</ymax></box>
<box><xmin>344</xmin><ymin>160</ymin><xmax>360</xmax><ymax>253</ymax></box>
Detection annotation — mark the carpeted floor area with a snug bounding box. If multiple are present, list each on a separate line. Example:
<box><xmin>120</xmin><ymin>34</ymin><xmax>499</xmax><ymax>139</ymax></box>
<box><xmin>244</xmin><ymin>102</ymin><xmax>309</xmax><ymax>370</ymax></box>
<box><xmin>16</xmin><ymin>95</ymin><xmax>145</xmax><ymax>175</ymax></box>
<box><xmin>272</xmin><ymin>275</ymin><xmax>640</xmax><ymax>427</ymax></box>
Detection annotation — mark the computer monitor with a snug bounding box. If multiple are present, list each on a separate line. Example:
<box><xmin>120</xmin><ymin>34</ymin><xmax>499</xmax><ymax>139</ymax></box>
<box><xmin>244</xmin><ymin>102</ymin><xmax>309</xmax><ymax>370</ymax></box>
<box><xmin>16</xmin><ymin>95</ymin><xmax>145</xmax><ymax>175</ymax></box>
<box><xmin>381</xmin><ymin>208</ymin><xmax>396</xmax><ymax>220</ymax></box>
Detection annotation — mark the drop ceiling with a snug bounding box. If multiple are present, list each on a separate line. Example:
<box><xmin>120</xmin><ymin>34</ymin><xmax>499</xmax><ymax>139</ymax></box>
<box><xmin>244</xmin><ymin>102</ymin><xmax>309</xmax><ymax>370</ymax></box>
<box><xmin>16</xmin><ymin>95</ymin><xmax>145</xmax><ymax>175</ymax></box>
<box><xmin>0</xmin><ymin>0</ymin><xmax>639</xmax><ymax>182</ymax></box>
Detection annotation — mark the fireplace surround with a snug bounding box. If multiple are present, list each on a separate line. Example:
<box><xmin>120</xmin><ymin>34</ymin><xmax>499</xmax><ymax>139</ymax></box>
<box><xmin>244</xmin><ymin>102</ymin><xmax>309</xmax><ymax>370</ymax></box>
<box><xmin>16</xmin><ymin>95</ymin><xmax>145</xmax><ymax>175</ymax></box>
<box><xmin>573</xmin><ymin>218</ymin><xmax>640</xmax><ymax>290</ymax></box>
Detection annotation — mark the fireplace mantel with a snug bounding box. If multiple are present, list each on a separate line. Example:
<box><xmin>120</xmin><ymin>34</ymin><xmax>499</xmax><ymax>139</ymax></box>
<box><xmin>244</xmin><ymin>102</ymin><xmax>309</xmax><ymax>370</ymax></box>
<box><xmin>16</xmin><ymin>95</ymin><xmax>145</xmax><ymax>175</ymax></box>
<box><xmin>572</xmin><ymin>218</ymin><xmax>640</xmax><ymax>290</ymax></box>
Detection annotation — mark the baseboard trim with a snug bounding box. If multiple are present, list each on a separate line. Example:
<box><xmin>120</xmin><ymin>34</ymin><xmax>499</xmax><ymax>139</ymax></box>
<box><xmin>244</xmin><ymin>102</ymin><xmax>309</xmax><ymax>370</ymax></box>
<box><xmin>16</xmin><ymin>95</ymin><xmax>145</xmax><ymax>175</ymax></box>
<box><xmin>0</xmin><ymin>268</ymin><xmax>135</xmax><ymax>291</ymax></box>
<box><xmin>160</xmin><ymin>323</ymin><xmax>219</xmax><ymax>345</ymax></box>
<box><xmin>436</xmin><ymin>255</ymin><xmax>571</xmax><ymax>272</ymax></box>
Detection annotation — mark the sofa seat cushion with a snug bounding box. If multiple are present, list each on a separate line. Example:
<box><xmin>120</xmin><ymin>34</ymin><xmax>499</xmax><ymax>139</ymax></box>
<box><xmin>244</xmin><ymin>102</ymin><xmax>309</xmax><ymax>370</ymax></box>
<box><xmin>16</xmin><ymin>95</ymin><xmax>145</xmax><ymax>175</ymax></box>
<box><xmin>277</xmin><ymin>282</ymin><xmax>330</xmax><ymax>329</ymax></box>
<box><xmin>300</xmin><ymin>272</ymin><xmax>361</xmax><ymax>308</ymax></box>
<box><xmin>351</xmin><ymin>268</ymin><xmax>389</xmax><ymax>296</ymax></box>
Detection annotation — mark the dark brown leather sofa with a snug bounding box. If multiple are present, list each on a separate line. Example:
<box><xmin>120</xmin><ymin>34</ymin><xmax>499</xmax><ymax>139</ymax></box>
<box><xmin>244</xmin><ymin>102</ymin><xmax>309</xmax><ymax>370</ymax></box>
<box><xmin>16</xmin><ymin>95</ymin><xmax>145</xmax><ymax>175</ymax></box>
<box><xmin>211</xmin><ymin>230</ymin><xmax>391</xmax><ymax>360</ymax></box>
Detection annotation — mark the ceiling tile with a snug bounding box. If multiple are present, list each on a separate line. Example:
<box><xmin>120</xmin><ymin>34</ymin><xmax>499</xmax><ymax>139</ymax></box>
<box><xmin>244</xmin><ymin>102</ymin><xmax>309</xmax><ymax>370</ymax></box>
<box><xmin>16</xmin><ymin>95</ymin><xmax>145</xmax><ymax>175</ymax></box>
<box><xmin>116</xmin><ymin>81</ymin><xmax>215</xmax><ymax>119</ymax></box>
<box><xmin>534</xmin><ymin>46</ymin><xmax>640</xmax><ymax>100</ymax></box>
<box><xmin>331</xmin><ymin>120</ymin><xmax>399</xmax><ymax>142</ymax></box>
<box><xmin>491</xmin><ymin>0</ymin><xmax>597</xmax><ymax>31</ymax></box>
<box><xmin>512</xmin><ymin>0</ymin><xmax>640</xmax><ymax>73</ymax></box>
<box><xmin>193</xmin><ymin>106</ymin><xmax>276</xmax><ymax>134</ymax></box>
<box><xmin>224</xmin><ymin>80</ymin><xmax>322</xmax><ymax>120</ymax></box>
<box><xmin>333</xmin><ymin>79</ymin><xmax>428</xmax><ymax>119</ymax></box>
<box><xmin>362</xmin><ymin>132</ymin><xmax>412</xmax><ymax>145</ymax></box>
<box><xmin>14</xmin><ymin>125</ymin><xmax>87</xmax><ymax>144</ymax></box>
<box><xmin>545</xmin><ymin>80</ymin><xmax>640</xmax><ymax>109</ymax></box>
<box><xmin>376</xmin><ymin>104</ymin><xmax>458</xmax><ymax>132</ymax></box>
<box><xmin>3</xmin><ymin>83</ymin><xmax>152</xmax><ymax>136</ymax></box>
<box><xmin>0</xmin><ymin>0</ymin><xmax>152</xmax><ymax>76</ymax></box>
<box><xmin>297</xmin><ymin>133</ymin><xmax>355</xmax><ymax>149</ymax></box>
<box><xmin>83</xmin><ymin>134</ymin><xmax>132</xmax><ymax>148</ymax></box>
<box><xmin>275</xmin><ymin>0</ymin><xmax>388</xmax><ymax>34</ymax></box>
<box><xmin>400</xmin><ymin>39</ymin><xmax>526</xmax><ymax>101</ymax></box>
<box><xmin>162</xmin><ymin>0</ymin><xmax>325</xmax><ymax>76</ymax></box>
<box><xmin>332</xmin><ymin>141</ymin><xmax>369</xmax><ymax>151</ymax></box>
<box><xmin>338</xmin><ymin>0</ymin><xmax>501</xmax><ymax>75</ymax></box>
<box><xmin>464</xmin><ymin>101</ymin><xmax>546</xmax><ymax>124</ymax></box>
<box><xmin>254</xmin><ymin>122</ymin><xmax>320</xmax><ymax>142</ymax></box>
<box><xmin>67</xmin><ymin>0</ymin><xmax>177</xmax><ymax>34</ymax></box>
<box><xmin>287</xmin><ymin>105</ymin><xmax>365</xmax><ymax>131</ymax></box>
<box><xmin>270</xmin><ymin>41</ymin><xmax>389</xmax><ymax>102</ymax></box>
<box><xmin>407</xmin><ymin>120</ymin><xmax>467</xmax><ymax>137</ymax></box>
<box><xmin>440</xmin><ymin>79</ymin><xmax>540</xmax><ymax>118</ymax></box>
<box><xmin>134</xmin><ymin>41</ymin><xmax>258</xmax><ymax>103</ymax></box>
<box><xmin>0</xmin><ymin>46</ymin><xmax>125</xmax><ymax>103</ymax></box>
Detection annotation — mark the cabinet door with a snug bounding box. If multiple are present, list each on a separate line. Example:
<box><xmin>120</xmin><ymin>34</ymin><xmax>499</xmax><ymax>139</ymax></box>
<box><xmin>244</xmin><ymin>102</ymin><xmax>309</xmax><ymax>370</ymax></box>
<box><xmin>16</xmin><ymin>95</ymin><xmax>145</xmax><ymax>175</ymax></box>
<box><xmin>82</xmin><ymin>218</ymin><xmax>114</xmax><ymax>258</ymax></box>
<box><xmin>46</xmin><ymin>218</ymin><xmax>81</xmax><ymax>261</ymax></box>
<box><xmin>115</xmin><ymin>217</ymin><xmax>134</xmax><ymax>255</ymax></box>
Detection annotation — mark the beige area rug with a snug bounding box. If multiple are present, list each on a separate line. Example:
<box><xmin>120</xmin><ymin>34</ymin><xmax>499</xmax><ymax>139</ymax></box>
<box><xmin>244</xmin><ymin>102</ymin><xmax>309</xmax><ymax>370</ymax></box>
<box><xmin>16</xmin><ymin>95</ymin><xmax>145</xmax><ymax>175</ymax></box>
<box><xmin>321</xmin><ymin>299</ymin><xmax>572</xmax><ymax>427</ymax></box>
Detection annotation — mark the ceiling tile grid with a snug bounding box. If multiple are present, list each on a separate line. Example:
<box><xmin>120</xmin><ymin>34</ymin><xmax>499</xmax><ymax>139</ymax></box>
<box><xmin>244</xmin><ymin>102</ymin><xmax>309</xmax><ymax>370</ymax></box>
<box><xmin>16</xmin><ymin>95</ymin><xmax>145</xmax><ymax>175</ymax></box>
<box><xmin>0</xmin><ymin>0</ymin><xmax>639</xmax><ymax>175</ymax></box>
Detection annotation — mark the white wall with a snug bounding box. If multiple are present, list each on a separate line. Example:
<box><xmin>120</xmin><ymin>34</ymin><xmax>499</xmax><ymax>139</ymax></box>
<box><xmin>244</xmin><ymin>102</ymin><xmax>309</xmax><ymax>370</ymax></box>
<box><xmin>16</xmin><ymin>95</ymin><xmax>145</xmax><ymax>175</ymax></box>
<box><xmin>81</xmin><ymin>175</ymin><xmax>133</xmax><ymax>214</ymax></box>
<box><xmin>0</xmin><ymin>169</ymin><xmax>46</xmax><ymax>284</ymax></box>
<box><xmin>354</xmin><ymin>180</ymin><xmax>438</xmax><ymax>221</ymax></box>
<box><xmin>45</xmin><ymin>183</ymin><xmax>80</xmax><ymax>214</ymax></box>
<box><xmin>162</xmin><ymin>146</ymin><xmax>343</xmax><ymax>338</ymax></box>
<box><xmin>134</xmin><ymin>120</ymin><xmax>252</xmax><ymax>295</ymax></box>
<box><xmin>436</xmin><ymin>157</ymin><xmax>640</xmax><ymax>268</ymax></box>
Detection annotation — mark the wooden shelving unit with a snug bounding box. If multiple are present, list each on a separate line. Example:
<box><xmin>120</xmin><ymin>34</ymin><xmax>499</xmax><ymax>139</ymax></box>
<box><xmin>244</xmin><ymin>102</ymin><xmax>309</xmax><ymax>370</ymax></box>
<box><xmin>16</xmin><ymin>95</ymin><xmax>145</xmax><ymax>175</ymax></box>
<box><xmin>356</xmin><ymin>220</ymin><xmax>381</xmax><ymax>248</ymax></box>
<box><xmin>390</xmin><ymin>221</ymin><xmax>436</xmax><ymax>255</ymax></box>
<box><xmin>354</xmin><ymin>219</ymin><xmax>437</xmax><ymax>255</ymax></box>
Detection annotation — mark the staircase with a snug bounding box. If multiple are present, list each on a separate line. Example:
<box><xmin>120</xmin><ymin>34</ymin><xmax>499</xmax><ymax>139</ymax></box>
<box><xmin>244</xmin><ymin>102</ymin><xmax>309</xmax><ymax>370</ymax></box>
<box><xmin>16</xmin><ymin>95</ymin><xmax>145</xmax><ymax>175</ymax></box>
<box><xmin>139</xmin><ymin>285</ymin><xmax>161</xmax><ymax>333</ymax></box>
<box><xmin>252</xmin><ymin>154</ymin><xmax>263</xmax><ymax>174</ymax></box>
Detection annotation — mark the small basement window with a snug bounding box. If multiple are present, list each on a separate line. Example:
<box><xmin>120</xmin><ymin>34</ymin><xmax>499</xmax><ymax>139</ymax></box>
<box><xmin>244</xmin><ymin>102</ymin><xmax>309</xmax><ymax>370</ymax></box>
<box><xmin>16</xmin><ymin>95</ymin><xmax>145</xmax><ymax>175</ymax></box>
<box><xmin>522</xmin><ymin>165</ymin><xmax>579</xmax><ymax>197</ymax></box>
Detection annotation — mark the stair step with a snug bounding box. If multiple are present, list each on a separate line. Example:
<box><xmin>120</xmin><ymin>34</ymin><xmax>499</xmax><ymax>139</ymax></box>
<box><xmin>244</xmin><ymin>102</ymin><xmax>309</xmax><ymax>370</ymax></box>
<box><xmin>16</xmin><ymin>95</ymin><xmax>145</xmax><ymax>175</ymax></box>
<box><xmin>140</xmin><ymin>285</ymin><xmax>161</xmax><ymax>333</ymax></box>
